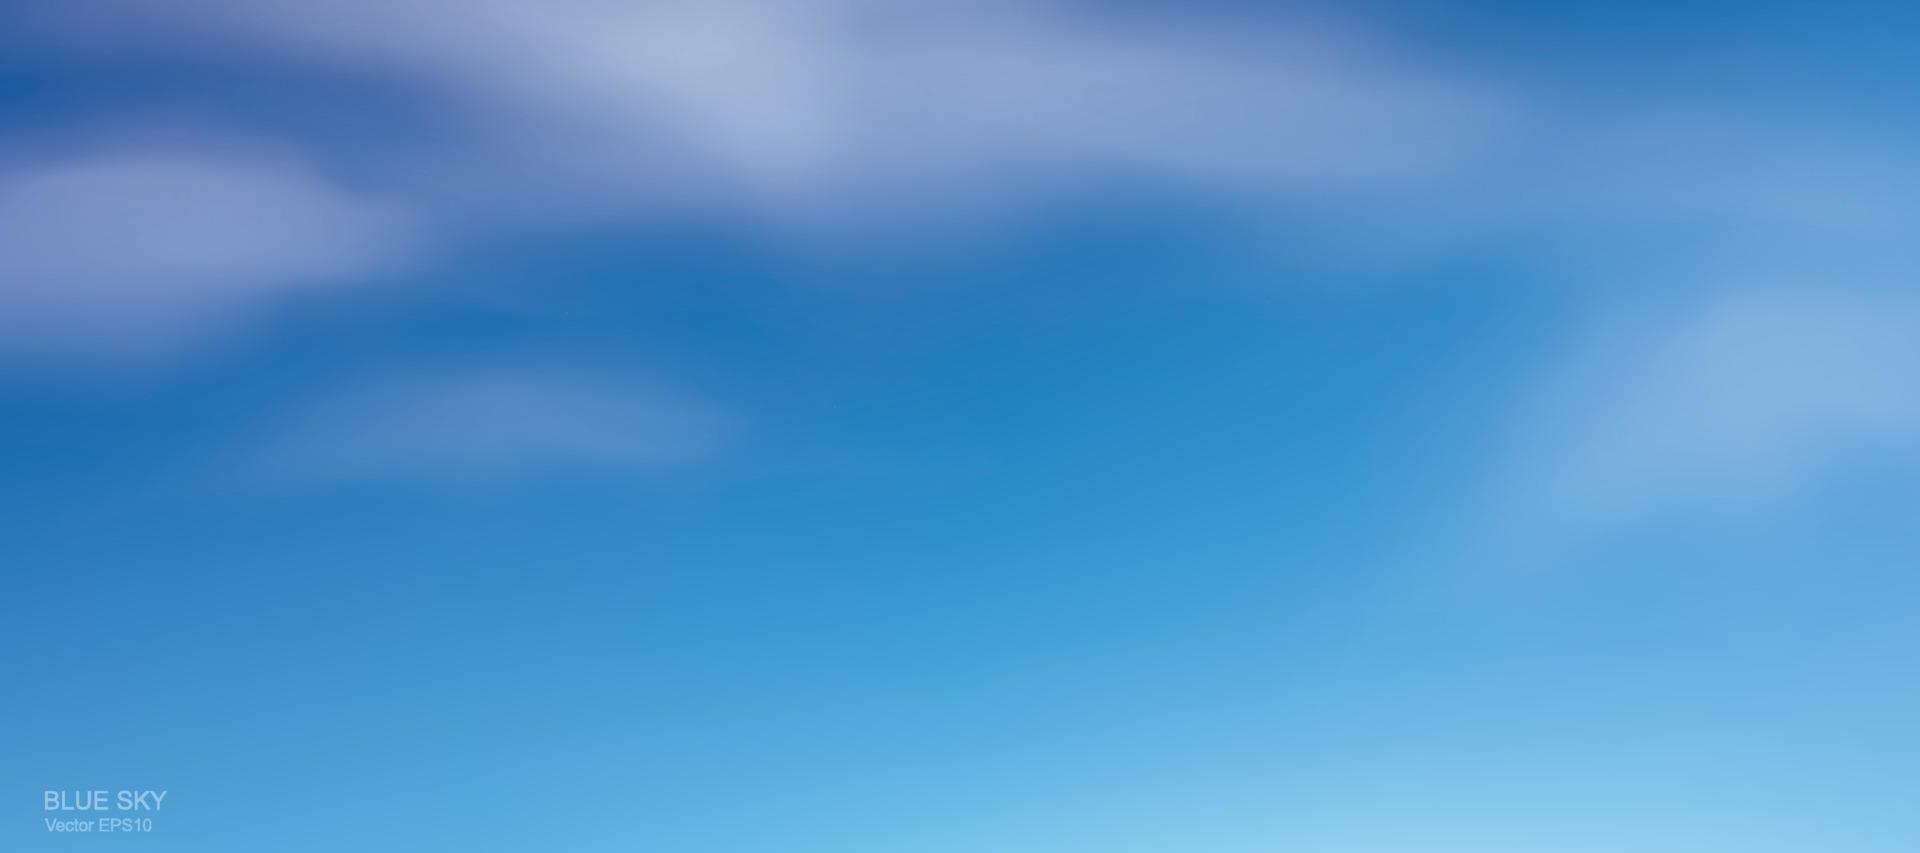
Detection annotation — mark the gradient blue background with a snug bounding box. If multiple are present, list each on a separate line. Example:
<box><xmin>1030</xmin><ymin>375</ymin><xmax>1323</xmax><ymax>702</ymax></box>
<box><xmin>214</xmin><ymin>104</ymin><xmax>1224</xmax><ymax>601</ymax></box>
<box><xmin>5</xmin><ymin>1</ymin><xmax>1919</xmax><ymax>850</ymax></box>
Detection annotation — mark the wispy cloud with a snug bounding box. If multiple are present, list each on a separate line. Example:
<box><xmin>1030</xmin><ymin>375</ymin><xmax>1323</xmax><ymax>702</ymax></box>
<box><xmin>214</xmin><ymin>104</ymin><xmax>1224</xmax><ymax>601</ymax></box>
<box><xmin>240</xmin><ymin>367</ymin><xmax>730</xmax><ymax>485</ymax></box>
<box><xmin>17</xmin><ymin>1</ymin><xmax>1520</xmax><ymax>211</ymax></box>
<box><xmin>0</xmin><ymin>2</ymin><xmax>1539</xmax><ymax>358</ymax></box>
<box><xmin>0</xmin><ymin>148</ymin><xmax>416</xmax><ymax>358</ymax></box>
<box><xmin>7</xmin><ymin>0</ymin><xmax>1920</xmax><ymax>391</ymax></box>
<box><xmin>1489</xmin><ymin>290</ymin><xmax>1920</xmax><ymax>560</ymax></box>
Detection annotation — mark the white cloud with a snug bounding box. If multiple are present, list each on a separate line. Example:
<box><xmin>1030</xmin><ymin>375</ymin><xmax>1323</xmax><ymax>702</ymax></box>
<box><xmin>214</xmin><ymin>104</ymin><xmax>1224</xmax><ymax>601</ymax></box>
<box><xmin>0</xmin><ymin>1</ymin><xmax>1531</xmax><ymax>359</ymax></box>
<box><xmin>28</xmin><ymin>1</ymin><xmax>1518</xmax><ymax>210</ymax></box>
<box><xmin>0</xmin><ymin>149</ymin><xmax>416</xmax><ymax>357</ymax></box>
<box><xmin>1491</xmin><ymin>290</ymin><xmax>1920</xmax><ymax>558</ymax></box>
<box><xmin>8</xmin><ymin>1</ymin><xmax>1919</xmax><ymax>378</ymax></box>
<box><xmin>247</xmin><ymin>368</ymin><xmax>725</xmax><ymax>486</ymax></box>
<box><xmin>244</xmin><ymin>367</ymin><xmax>729</xmax><ymax>484</ymax></box>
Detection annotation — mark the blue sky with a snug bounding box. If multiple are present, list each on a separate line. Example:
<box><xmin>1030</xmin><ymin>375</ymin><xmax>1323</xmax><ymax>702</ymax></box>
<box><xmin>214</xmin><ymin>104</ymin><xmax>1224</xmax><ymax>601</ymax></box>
<box><xmin>4</xmin><ymin>2</ymin><xmax>1918</xmax><ymax>851</ymax></box>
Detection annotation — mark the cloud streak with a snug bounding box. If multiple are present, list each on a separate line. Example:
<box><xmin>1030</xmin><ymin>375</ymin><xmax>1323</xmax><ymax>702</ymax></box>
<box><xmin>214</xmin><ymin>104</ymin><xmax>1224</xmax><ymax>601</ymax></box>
<box><xmin>242</xmin><ymin>367</ymin><xmax>730</xmax><ymax>484</ymax></box>
<box><xmin>1490</xmin><ymin>290</ymin><xmax>1920</xmax><ymax>560</ymax></box>
<box><xmin>19</xmin><ymin>1</ymin><xmax>1519</xmax><ymax>207</ymax></box>
<box><xmin>0</xmin><ymin>148</ymin><xmax>417</xmax><ymax>358</ymax></box>
<box><xmin>0</xmin><ymin>1</ymin><xmax>1549</xmax><ymax>359</ymax></box>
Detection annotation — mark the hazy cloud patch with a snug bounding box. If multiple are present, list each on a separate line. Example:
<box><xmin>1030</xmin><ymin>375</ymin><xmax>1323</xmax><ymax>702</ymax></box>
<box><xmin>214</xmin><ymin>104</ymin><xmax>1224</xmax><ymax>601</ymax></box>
<box><xmin>0</xmin><ymin>148</ymin><xmax>417</xmax><ymax>358</ymax></box>
<box><xmin>1488</xmin><ymin>289</ymin><xmax>1920</xmax><ymax>561</ymax></box>
<box><xmin>16</xmin><ymin>1</ymin><xmax>1521</xmax><ymax>211</ymax></box>
<box><xmin>240</xmin><ymin>367</ymin><xmax>731</xmax><ymax>485</ymax></box>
